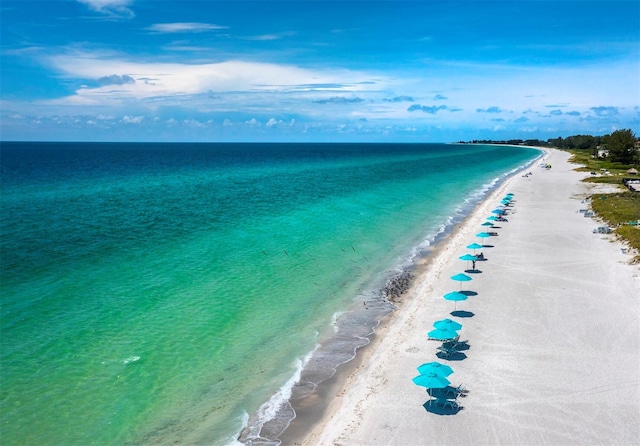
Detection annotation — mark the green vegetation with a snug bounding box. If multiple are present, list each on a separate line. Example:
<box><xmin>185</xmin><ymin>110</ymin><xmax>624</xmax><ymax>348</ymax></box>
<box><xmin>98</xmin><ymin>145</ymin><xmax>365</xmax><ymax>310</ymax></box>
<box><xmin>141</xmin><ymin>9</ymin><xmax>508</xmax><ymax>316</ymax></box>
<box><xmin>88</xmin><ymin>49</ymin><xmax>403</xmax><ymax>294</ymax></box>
<box><xmin>586</xmin><ymin>192</ymin><xmax>640</xmax><ymax>262</ymax></box>
<box><xmin>473</xmin><ymin>129</ymin><xmax>640</xmax><ymax>260</ymax></box>
<box><xmin>567</xmin><ymin>150</ymin><xmax>633</xmax><ymax>184</ymax></box>
<box><xmin>615</xmin><ymin>226</ymin><xmax>640</xmax><ymax>260</ymax></box>
<box><xmin>605</xmin><ymin>129</ymin><xmax>639</xmax><ymax>164</ymax></box>
<box><xmin>590</xmin><ymin>192</ymin><xmax>640</xmax><ymax>225</ymax></box>
<box><xmin>559</xmin><ymin>130</ymin><xmax>640</xmax><ymax>261</ymax></box>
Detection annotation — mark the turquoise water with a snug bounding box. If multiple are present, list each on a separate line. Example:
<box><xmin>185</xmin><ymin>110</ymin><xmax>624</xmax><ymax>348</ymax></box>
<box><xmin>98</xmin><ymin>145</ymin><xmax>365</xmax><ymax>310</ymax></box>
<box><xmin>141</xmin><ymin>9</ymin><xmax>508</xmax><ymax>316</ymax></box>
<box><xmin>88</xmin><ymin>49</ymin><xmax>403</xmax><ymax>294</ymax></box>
<box><xmin>0</xmin><ymin>142</ymin><xmax>538</xmax><ymax>445</ymax></box>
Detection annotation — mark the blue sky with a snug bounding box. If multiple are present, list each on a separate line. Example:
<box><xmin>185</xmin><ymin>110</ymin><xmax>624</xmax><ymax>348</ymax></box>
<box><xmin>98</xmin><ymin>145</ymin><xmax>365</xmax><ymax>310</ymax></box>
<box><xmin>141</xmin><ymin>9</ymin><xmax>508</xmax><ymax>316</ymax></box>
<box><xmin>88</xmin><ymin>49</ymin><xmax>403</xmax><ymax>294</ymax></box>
<box><xmin>1</xmin><ymin>0</ymin><xmax>639</xmax><ymax>142</ymax></box>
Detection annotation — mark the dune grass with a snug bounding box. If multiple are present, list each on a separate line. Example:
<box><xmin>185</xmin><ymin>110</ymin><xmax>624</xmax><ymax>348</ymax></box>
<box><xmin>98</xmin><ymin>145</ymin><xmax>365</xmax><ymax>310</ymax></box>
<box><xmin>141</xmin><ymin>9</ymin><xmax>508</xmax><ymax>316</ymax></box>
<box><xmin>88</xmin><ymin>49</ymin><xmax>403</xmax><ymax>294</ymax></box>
<box><xmin>564</xmin><ymin>149</ymin><xmax>640</xmax><ymax>261</ymax></box>
<box><xmin>590</xmin><ymin>192</ymin><xmax>640</xmax><ymax>261</ymax></box>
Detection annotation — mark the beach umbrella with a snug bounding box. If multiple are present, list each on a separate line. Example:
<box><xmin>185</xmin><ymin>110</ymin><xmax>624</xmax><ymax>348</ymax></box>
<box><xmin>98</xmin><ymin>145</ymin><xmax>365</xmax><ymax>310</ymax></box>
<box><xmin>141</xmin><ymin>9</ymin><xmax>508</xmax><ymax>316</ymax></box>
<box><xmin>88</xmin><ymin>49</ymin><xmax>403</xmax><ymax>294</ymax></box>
<box><xmin>433</xmin><ymin>318</ymin><xmax>463</xmax><ymax>331</ymax></box>
<box><xmin>467</xmin><ymin>242</ymin><xmax>483</xmax><ymax>253</ymax></box>
<box><xmin>476</xmin><ymin>232</ymin><xmax>491</xmax><ymax>243</ymax></box>
<box><xmin>417</xmin><ymin>361</ymin><xmax>454</xmax><ymax>377</ymax></box>
<box><xmin>450</xmin><ymin>273</ymin><xmax>472</xmax><ymax>282</ymax></box>
<box><xmin>491</xmin><ymin>208</ymin><xmax>505</xmax><ymax>215</ymax></box>
<box><xmin>486</xmin><ymin>216</ymin><xmax>499</xmax><ymax>221</ymax></box>
<box><xmin>443</xmin><ymin>290</ymin><xmax>469</xmax><ymax>309</ymax></box>
<box><xmin>412</xmin><ymin>372</ymin><xmax>451</xmax><ymax>389</ymax></box>
<box><xmin>427</xmin><ymin>327</ymin><xmax>459</xmax><ymax>341</ymax></box>
<box><xmin>481</xmin><ymin>221</ymin><xmax>494</xmax><ymax>227</ymax></box>
<box><xmin>450</xmin><ymin>273</ymin><xmax>472</xmax><ymax>290</ymax></box>
<box><xmin>459</xmin><ymin>253</ymin><xmax>477</xmax><ymax>270</ymax></box>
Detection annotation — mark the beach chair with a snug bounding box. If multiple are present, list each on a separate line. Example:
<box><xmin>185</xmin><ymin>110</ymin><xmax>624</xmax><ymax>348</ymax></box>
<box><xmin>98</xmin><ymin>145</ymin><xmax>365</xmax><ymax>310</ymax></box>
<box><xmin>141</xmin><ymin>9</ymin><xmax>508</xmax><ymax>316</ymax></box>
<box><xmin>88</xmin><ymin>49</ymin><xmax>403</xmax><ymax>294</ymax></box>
<box><xmin>429</xmin><ymin>384</ymin><xmax>468</xmax><ymax>399</ymax></box>
<box><xmin>441</xmin><ymin>337</ymin><xmax>468</xmax><ymax>350</ymax></box>
<box><xmin>436</xmin><ymin>345</ymin><xmax>458</xmax><ymax>358</ymax></box>
<box><xmin>446</xmin><ymin>384</ymin><xmax>469</xmax><ymax>397</ymax></box>
<box><xmin>432</xmin><ymin>395</ymin><xmax>463</xmax><ymax>410</ymax></box>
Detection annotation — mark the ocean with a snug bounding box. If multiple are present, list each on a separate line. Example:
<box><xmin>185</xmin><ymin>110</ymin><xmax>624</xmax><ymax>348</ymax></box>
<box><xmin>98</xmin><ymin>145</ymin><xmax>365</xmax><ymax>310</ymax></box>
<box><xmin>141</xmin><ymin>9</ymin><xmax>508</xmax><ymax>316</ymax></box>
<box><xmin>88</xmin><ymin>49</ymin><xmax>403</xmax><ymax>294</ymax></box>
<box><xmin>0</xmin><ymin>142</ymin><xmax>539</xmax><ymax>445</ymax></box>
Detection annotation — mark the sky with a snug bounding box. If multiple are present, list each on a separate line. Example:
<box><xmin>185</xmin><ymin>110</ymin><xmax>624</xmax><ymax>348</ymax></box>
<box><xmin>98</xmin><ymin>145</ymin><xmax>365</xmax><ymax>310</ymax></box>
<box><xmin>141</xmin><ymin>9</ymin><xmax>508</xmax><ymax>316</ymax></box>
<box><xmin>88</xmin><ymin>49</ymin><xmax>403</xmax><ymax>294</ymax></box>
<box><xmin>1</xmin><ymin>0</ymin><xmax>639</xmax><ymax>142</ymax></box>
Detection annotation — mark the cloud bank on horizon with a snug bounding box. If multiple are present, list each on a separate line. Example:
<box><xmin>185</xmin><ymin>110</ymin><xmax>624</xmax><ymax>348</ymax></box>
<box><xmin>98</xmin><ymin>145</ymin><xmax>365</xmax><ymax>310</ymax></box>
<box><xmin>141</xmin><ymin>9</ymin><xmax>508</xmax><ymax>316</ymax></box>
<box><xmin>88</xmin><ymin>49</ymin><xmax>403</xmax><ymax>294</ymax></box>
<box><xmin>1</xmin><ymin>0</ymin><xmax>638</xmax><ymax>142</ymax></box>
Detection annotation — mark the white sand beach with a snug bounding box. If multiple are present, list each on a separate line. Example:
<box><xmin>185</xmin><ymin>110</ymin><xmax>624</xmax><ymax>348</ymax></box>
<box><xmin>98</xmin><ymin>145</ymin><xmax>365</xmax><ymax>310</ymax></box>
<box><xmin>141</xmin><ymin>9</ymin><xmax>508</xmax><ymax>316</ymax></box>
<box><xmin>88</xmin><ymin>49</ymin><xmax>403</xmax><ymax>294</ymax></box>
<box><xmin>293</xmin><ymin>149</ymin><xmax>640</xmax><ymax>445</ymax></box>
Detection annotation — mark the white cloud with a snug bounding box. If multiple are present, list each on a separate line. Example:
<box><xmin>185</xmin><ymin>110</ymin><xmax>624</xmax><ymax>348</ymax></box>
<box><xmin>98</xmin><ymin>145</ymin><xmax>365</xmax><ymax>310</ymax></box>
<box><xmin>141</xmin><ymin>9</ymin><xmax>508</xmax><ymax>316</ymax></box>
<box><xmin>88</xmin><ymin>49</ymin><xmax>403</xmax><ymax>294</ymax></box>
<box><xmin>266</xmin><ymin>118</ymin><xmax>278</xmax><ymax>127</ymax></box>
<box><xmin>146</xmin><ymin>23</ymin><xmax>228</xmax><ymax>33</ymax></box>
<box><xmin>121</xmin><ymin>115</ymin><xmax>144</xmax><ymax>124</ymax></box>
<box><xmin>77</xmin><ymin>0</ymin><xmax>134</xmax><ymax>18</ymax></box>
<box><xmin>46</xmin><ymin>54</ymin><xmax>380</xmax><ymax>104</ymax></box>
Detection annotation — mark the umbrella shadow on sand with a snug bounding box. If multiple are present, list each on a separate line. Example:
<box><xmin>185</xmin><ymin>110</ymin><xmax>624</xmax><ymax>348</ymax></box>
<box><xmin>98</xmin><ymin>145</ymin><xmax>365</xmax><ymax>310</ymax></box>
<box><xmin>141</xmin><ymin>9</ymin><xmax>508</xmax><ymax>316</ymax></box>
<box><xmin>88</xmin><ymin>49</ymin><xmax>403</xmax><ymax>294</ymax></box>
<box><xmin>460</xmin><ymin>290</ymin><xmax>477</xmax><ymax>296</ymax></box>
<box><xmin>464</xmin><ymin>269</ymin><xmax>482</xmax><ymax>274</ymax></box>
<box><xmin>436</xmin><ymin>350</ymin><xmax>467</xmax><ymax>361</ymax></box>
<box><xmin>422</xmin><ymin>400</ymin><xmax>464</xmax><ymax>415</ymax></box>
<box><xmin>450</xmin><ymin>310</ymin><xmax>474</xmax><ymax>318</ymax></box>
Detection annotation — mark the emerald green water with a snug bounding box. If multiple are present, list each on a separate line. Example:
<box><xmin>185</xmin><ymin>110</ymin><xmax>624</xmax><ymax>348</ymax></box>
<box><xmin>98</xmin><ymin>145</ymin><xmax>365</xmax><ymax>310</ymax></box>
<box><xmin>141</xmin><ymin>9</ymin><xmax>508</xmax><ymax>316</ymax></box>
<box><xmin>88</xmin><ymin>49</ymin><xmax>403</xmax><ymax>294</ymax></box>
<box><xmin>0</xmin><ymin>142</ymin><xmax>538</xmax><ymax>445</ymax></box>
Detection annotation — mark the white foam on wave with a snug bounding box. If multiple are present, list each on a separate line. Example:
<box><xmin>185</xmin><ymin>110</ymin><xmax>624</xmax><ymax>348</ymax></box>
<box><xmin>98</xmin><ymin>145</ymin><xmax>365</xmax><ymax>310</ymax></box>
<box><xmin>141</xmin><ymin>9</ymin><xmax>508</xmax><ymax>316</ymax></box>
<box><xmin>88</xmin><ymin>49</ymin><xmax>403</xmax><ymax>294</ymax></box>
<box><xmin>331</xmin><ymin>311</ymin><xmax>344</xmax><ymax>333</ymax></box>
<box><xmin>224</xmin><ymin>411</ymin><xmax>250</xmax><ymax>446</ymax></box>
<box><xmin>242</xmin><ymin>345</ymin><xmax>319</xmax><ymax>441</ymax></box>
<box><xmin>410</xmin><ymin>153</ymin><xmax>540</xmax><ymax>265</ymax></box>
<box><xmin>123</xmin><ymin>356</ymin><xmax>140</xmax><ymax>365</ymax></box>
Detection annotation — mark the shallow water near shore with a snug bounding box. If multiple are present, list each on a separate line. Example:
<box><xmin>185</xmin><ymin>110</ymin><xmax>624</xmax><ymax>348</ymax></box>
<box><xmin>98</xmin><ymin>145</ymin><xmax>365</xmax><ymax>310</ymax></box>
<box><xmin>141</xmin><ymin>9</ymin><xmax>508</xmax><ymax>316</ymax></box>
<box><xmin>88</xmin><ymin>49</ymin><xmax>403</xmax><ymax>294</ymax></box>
<box><xmin>0</xmin><ymin>142</ymin><xmax>538</xmax><ymax>445</ymax></box>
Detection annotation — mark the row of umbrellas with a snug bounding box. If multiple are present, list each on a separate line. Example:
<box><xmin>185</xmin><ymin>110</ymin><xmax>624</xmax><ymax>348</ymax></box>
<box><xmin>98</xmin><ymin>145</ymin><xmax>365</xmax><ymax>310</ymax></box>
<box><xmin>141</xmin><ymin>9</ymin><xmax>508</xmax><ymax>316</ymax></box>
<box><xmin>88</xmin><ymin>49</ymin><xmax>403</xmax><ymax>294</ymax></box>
<box><xmin>412</xmin><ymin>193</ymin><xmax>515</xmax><ymax>404</ymax></box>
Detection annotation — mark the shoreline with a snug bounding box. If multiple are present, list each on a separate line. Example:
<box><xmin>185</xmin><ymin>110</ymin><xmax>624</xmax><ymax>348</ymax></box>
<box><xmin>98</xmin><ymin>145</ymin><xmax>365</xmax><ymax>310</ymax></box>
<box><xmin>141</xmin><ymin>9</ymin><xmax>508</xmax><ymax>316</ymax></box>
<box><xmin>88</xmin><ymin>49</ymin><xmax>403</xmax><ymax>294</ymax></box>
<box><xmin>273</xmin><ymin>150</ymin><xmax>545</xmax><ymax>444</ymax></box>
<box><xmin>239</xmin><ymin>148</ymin><xmax>544</xmax><ymax>445</ymax></box>
<box><xmin>287</xmin><ymin>148</ymin><xmax>640</xmax><ymax>445</ymax></box>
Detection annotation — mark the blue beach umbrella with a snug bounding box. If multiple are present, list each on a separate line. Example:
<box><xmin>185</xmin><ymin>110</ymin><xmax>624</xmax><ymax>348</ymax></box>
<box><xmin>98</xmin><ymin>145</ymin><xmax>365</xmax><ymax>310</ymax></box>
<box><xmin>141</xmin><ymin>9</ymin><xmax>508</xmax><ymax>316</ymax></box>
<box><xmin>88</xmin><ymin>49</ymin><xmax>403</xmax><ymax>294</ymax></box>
<box><xmin>459</xmin><ymin>253</ymin><xmax>477</xmax><ymax>269</ymax></box>
<box><xmin>481</xmin><ymin>221</ymin><xmax>494</xmax><ymax>227</ymax></box>
<box><xmin>459</xmin><ymin>254</ymin><xmax>477</xmax><ymax>261</ymax></box>
<box><xmin>427</xmin><ymin>327</ymin><xmax>459</xmax><ymax>341</ymax></box>
<box><xmin>486</xmin><ymin>216</ymin><xmax>499</xmax><ymax>221</ymax></box>
<box><xmin>412</xmin><ymin>372</ymin><xmax>451</xmax><ymax>389</ymax></box>
<box><xmin>433</xmin><ymin>318</ymin><xmax>463</xmax><ymax>331</ymax></box>
<box><xmin>467</xmin><ymin>243</ymin><xmax>483</xmax><ymax>253</ymax></box>
<box><xmin>491</xmin><ymin>208</ymin><xmax>505</xmax><ymax>215</ymax></box>
<box><xmin>450</xmin><ymin>273</ymin><xmax>472</xmax><ymax>282</ymax></box>
<box><xmin>450</xmin><ymin>273</ymin><xmax>472</xmax><ymax>291</ymax></box>
<box><xmin>417</xmin><ymin>361</ymin><xmax>454</xmax><ymax>377</ymax></box>
<box><xmin>443</xmin><ymin>290</ymin><xmax>469</xmax><ymax>309</ymax></box>
<box><xmin>476</xmin><ymin>232</ymin><xmax>491</xmax><ymax>243</ymax></box>
<box><xmin>444</xmin><ymin>291</ymin><xmax>468</xmax><ymax>301</ymax></box>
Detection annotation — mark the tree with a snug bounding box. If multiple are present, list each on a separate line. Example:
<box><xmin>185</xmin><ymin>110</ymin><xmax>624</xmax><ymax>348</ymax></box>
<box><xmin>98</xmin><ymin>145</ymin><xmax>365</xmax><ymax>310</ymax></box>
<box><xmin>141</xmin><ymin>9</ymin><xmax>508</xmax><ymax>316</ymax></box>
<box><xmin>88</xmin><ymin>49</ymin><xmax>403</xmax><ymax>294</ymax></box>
<box><xmin>605</xmin><ymin>129</ymin><xmax>638</xmax><ymax>165</ymax></box>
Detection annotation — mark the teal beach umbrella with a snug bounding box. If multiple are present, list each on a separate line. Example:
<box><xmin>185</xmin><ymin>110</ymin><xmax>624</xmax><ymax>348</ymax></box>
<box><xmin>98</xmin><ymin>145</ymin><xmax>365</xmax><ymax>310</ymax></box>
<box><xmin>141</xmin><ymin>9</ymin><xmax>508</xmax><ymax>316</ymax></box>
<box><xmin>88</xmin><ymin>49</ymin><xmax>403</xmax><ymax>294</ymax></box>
<box><xmin>443</xmin><ymin>290</ymin><xmax>469</xmax><ymax>309</ymax></box>
<box><xmin>451</xmin><ymin>273</ymin><xmax>472</xmax><ymax>282</ymax></box>
<box><xmin>412</xmin><ymin>372</ymin><xmax>451</xmax><ymax>389</ymax></box>
<box><xmin>450</xmin><ymin>273</ymin><xmax>472</xmax><ymax>291</ymax></box>
<box><xmin>417</xmin><ymin>361</ymin><xmax>454</xmax><ymax>377</ymax></box>
<box><xmin>459</xmin><ymin>253</ymin><xmax>477</xmax><ymax>269</ymax></box>
<box><xmin>433</xmin><ymin>318</ymin><xmax>463</xmax><ymax>331</ymax></box>
<box><xmin>427</xmin><ymin>327</ymin><xmax>459</xmax><ymax>341</ymax></box>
